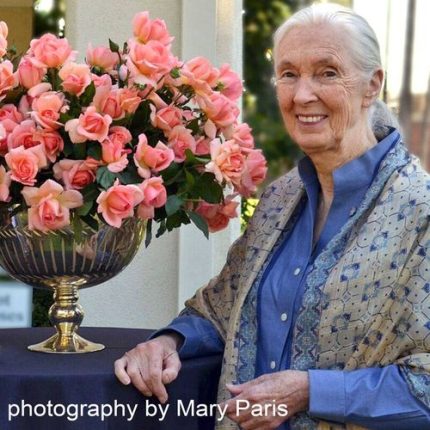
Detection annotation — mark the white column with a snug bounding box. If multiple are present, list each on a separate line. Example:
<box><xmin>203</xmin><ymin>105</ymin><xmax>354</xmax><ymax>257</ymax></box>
<box><xmin>177</xmin><ymin>0</ymin><xmax>242</xmax><ymax>311</ymax></box>
<box><xmin>65</xmin><ymin>0</ymin><xmax>243</xmax><ymax>328</ymax></box>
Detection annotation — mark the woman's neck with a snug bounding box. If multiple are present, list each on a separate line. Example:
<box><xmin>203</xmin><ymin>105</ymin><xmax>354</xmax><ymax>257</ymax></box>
<box><xmin>309</xmin><ymin>126</ymin><xmax>377</xmax><ymax>206</ymax></box>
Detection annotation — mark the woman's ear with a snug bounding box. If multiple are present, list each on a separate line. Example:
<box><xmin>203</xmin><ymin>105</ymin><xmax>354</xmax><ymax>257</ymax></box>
<box><xmin>362</xmin><ymin>69</ymin><xmax>384</xmax><ymax>107</ymax></box>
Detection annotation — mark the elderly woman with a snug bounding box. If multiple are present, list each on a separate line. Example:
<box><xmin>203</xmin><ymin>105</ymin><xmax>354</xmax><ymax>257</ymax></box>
<box><xmin>115</xmin><ymin>4</ymin><xmax>430</xmax><ymax>429</ymax></box>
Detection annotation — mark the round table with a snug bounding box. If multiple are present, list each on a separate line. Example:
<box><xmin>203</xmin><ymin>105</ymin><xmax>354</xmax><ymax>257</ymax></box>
<box><xmin>0</xmin><ymin>327</ymin><xmax>222</xmax><ymax>430</ymax></box>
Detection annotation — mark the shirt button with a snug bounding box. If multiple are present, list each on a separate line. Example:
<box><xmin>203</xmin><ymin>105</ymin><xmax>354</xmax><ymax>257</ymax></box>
<box><xmin>349</xmin><ymin>207</ymin><xmax>357</xmax><ymax>217</ymax></box>
<box><xmin>270</xmin><ymin>361</ymin><xmax>276</xmax><ymax>369</ymax></box>
<box><xmin>294</xmin><ymin>267</ymin><xmax>301</xmax><ymax>276</ymax></box>
<box><xmin>280</xmin><ymin>313</ymin><xmax>288</xmax><ymax>321</ymax></box>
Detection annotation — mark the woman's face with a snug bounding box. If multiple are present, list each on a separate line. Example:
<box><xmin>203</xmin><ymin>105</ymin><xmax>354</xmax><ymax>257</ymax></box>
<box><xmin>274</xmin><ymin>23</ymin><xmax>375</xmax><ymax>156</ymax></box>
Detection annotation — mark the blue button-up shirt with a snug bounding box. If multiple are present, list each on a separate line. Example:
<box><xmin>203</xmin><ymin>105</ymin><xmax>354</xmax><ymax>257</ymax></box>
<box><xmin>156</xmin><ymin>129</ymin><xmax>430</xmax><ymax>428</ymax></box>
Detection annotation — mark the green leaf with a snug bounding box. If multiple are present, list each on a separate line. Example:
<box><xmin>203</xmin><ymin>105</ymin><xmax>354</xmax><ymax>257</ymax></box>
<box><xmin>165</xmin><ymin>195</ymin><xmax>183</xmax><ymax>217</ymax></box>
<box><xmin>186</xmin><ymin>118</ymin><xmax>200</xmax><ymax>135</ymax></box>
<box><xmin>87</xmin><ymin>142</ymin><xmax>102</xmax><ymax>160</ymax></box>
<box><xmin>160</xmin><ymin>162</ymin><xmax>183</xmax><ymax>186</ymax></box>
<box><xmin>73</xmin><ymin>142</ymin><xmax>87</xmax><ymax>159</ymax></box>
<box><xmin>130</xmin><ymin>100</ymin><xmax>150</xmax><ymax>132</ymax></box>
<box><xmin>184</xmin><ymin>169</ymin><xmax>195</xmax><ymax>188</ymax></box>
<box><xmin>184</xmin><ymin>149</ymin><xmax>209</xmax><ymax>165</ymax></box>
<box><xmin>118</xmin><ymin>167</ymin><xmax>141</xmax><ymax>185</ymax></box>
<box><xmin>72</xmin><ymin>215</ymin><xmax>83</xmax><ymax>244</ymax></box>
<box><xmin>81</xmin><ymin>183</ymin><xmax>99</xmax><ymax>202</ymax></box>
<box><xmin>63</xmin><ymin>138</ymin><xmax>74</xmax><ymax>157</ymax></box>
<box><xmin>96</xmin><ymin>166</ymin><xmax>116</xmax><ymax>189</ymax></box>
<box><xmin>193</xmin><ymin>173</ymin><xmax>223</xmax><ymax>204</ymax></box>
<box><xmin>155</xmin><ymin>219</ymin><xmax>166</xmax><ymax>238</ymax></box>
<box><xmin>109</xmin><ymin>38</ymin><xmax>120</xmax><ymax>53</ymax></box>
<box><xmin>187</xmin><ymin>211</ymin><xmax>209</xmax><ymax>239</ymax></box>
<box><xmin>76</xmin><ymin>201</ymin><xmax>93</xmax><ymax>216</ymax></box>
<box><xmin>79</xmin><ymin>81</ymin><xmax>96</xmax><ymax>106</ymax></box>
<box><xmin>59</xmin><ymin>112</ymin><xmax>74</xmax><ymax>124</ymax></box>
<box><xmin>170</xmin><ymin>67</ymin><xmax>180</xmax><ymax>79</ymax></box>
<box><xmin>165</xmin><ymin>210</ymin><xmax>189</xmax><ymax>231</ymax></box>
<box><xmin>145</xmin><ymin>219</ymin><xmax>152</xmax><ymax>248</ymax></box>
<box><xmin>81</xmin><ymin>214</ymin><xmax>99</xmax><ymax>232</ymax></box>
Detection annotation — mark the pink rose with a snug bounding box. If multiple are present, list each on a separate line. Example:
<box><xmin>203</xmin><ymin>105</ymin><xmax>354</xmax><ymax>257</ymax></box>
<box><xmin>92</xmin><ymin>85</ymin><xmax>124</xmax><ymax>120</ymax></box>
<box><xmin>235</xmin><ymin>149</ymin><xmax>267</xmax><ymax>197</ymax></box>
<box><xmin>0</xmin><ymin>21</ymin><xmax>8</xmax><ymax>39</ymax></box>
<box><xmin>167</xmin><ymin>125</ymin><xmax>196</xmax><ymax>162</ymax></box>
<box><xmin>65</xmin><ymin>106</ymin><xmax>112</xmax><ymax>143</ymax></box>
<box><xmin>137</xmin><ymin>203</ymin><xmax>155</xmax><ymax>220</ymax></box>
<box><xmin>150</xmin><ymin>104</ymin><xmax>182</xmax><ymax>131</ymax></box>
<box><xmin>138</xmin><ymin>176</ymin><xmax>167</xmax><ymax>220</ymax></box>
<box><xmin>0</xmin><ymin>104</ymin><xmax>24</xmax><ymax>153</ymax></box>
<box><xmin>194</xmin><ymin>136</ymin><xmax>211</xmax><ymax>156</ymax></box>
<box><xmin>0</xmin><ymin>165</ymin><xmax>11</xmax><ymax>202</ymax></box>
<box><xmin>91</xmin><ymin>73</ymin><xmax>112</xmax><ymax>88</ymax></box>
<box><xmin>132</xmin><ymin>11</ymin><xmax>173</xmax><ymax>46</ymax></box>
<box><xmin>101</xmin><ymin>137</ymin><xmax>129</xmax><ymax>173</ymax></box>
<box><xmin>5</xmin><ymin>144</ymin><xmax>48</xmax><ymax>186</ymax></box>
<box><xmin>28</xmin><ymin>34</ymin><xmax>74</xmax><ymax>68</ymax></box>
<box><xmin>22</xmin><ymin>179</ymin><xmax>83</xmax><ymax>232</ymax></box>
<box><xmin>118</xmin><ymin>64</ymin><xmax>129</xmax><ymax>82</ymax></box>
<box><xmin>0</xmin><ymin>36</ymin><xmax>6</xmax><ymax>59</ymax></box>
<box><xmin>196</xmin><ymin>92</ymin><xmax>239</xmax><ymax>130</ymax></box>
<box><xmin>53</xmin><ymin>158</ymin><xmax>98</xmax><ymax>190</ymax></box>
<box><xmin>205</xmin><ymin>139</ymin><xmax>245</xmax><ymax>184</ymax></box>
<box><xmin>127</xmin><ymin>39</ymin><xmax>175</xmax><ymax>87</ymax></box>
<box><xmin>118</xmin><ymin>88</ymin><xmax>141</xmax><ymax>114</ymax></box>
<box><xmin>31</xmin><ymin>91</ymin><xmax>64</xmax><ymax>130</ymax></box>
<box><xmin>7</xmin><ymin>120</ymin><xmax>39</xmax><ymax>150</ymax></box>
<box><xmin>35</xmin><ymin>129</ymin><xmax>64</xmax><ymax>163</ymax></box>
<box><xmin>180</xmin><ymin>57</ymin><xmax>219</xmax><ymax>95</ymax></box>
<box><xmin>0</xmin><ymin>60</ymin><xmax>18</xmax><ymax>101</ymax></box>
<box><xmin>232</xmin><ymin>123</ymin><xmax>254</xmax><ymax>151</ymax></box>
<box><xmin>86</xmin><ymin>44</ymin><xmax>118</xmax><ymax>71</ymax></box>
<box><xmin>0</xmin><ymin>123</ymin><xmax>5</xmax><ymax>146</ymax></box>
<box><xmin>17</xmin><ymin>57</ymin><xmax>46</xmax><ymax>89</ymax></box>
<box><xmin>59</xmin><ymin>62</ymin><xmax>92</xmax><ymax>96</ymax></box>
<box><xmin>0</xmin><ymin>104</ymin><xmax>23</xmax><ymax>127</ymax></box>
<box><xmin>96</xmin><ymin>179</ymin><xmax>143</xmax><ymax>228</ymax></box>
<box><xmin>195</xmin><ymin>197</ymin><xmax>239</xmax><ymax>233</ymax></box>
<box><xmin>134</xmin><ymin>134</ymin><xmax>174</xmax><ymax>178</ymax></box>
<box><xmin>108</xmin><ymin>126</ymin><xmax>132</xmax><ymax>147</ymax></box>
<box><xmin>217</xmin><ymin>64</ymin><xmax>243</xmax><ymax>101</ymax></box>
<box><xmin>0</xmin><ymin>21</ymin><xmax>8</xmax><ymax>58</ymax></box>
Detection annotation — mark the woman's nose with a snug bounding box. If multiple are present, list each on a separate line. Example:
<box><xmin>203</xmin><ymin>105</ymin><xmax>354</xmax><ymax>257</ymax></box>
<box><xmin>293</xmin><ymin>78</ymin><xmax>318</xmax><ymax>104</ymax></box>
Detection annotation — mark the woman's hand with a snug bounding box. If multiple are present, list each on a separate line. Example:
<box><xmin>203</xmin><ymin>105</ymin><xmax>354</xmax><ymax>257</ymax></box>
<box><xmin>222</xmin><ymin>370</ymin><xmax>309</xmax><ymax>430</ymax></box>
<box><xmin>114</xmin><ymin>333</ymin><xmax>182</xmax><ymax>404</ymax></box>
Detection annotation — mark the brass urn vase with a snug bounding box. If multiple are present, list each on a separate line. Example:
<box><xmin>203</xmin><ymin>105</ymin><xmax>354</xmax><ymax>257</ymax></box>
<box><xmin>0</xmin><ymin>209</ymin><xmax>145</xmax><ymax>353</ymax></box>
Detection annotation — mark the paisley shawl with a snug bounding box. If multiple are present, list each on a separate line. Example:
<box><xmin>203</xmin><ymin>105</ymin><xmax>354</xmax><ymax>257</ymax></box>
<box><xmin>184</xmin><ymin>140</ymin><xmax>430</xmax><ymax>429</ymax></box>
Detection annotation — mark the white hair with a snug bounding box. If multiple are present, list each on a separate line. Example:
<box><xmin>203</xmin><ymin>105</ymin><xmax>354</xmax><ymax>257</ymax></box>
<box><xmin>274</xmin><ymin>3</ymin><xmax>399</xmax><ymax>133</ymax></box>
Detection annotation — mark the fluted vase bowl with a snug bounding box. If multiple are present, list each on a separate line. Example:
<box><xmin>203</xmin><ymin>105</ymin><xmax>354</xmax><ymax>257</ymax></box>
<box><xmin>0</xmin><ymin>209</ymin><xmax>145</xmax><ymax>353</ymax></box>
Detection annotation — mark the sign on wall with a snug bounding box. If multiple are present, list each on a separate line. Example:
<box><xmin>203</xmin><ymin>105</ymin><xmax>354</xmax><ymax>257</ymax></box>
<box><xmin>0</xmin><ymin>277</ymin><xmax>32</xmax><ymax>328</ymax></box>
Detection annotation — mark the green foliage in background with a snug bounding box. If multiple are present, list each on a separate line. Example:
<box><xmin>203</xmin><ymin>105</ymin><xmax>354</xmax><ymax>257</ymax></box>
<box><xmin>243</xmin><ymin>0</ymin><xmax>302</xmax><ymax>180</ymax></box>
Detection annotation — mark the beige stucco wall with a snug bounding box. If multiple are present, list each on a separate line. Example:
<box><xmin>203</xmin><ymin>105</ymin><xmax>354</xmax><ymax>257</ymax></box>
<box><xmin>0</xmin><ymin>0</ymin><xmax>33</xmax><ymax>55</ymax></box>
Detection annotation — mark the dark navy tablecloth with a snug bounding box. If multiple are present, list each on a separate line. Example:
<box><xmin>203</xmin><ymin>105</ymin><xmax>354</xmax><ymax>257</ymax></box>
<box><xmin>0</xmin><ymin>327</ymin><xmax>222</xmax><ymax>430</ymax></box>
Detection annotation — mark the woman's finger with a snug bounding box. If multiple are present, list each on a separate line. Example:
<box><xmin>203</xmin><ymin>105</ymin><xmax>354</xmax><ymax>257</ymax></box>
<box><xmin>114</xmin><ymin>356</ymin><xmax>130</xmax><ymax>385</ymax></box>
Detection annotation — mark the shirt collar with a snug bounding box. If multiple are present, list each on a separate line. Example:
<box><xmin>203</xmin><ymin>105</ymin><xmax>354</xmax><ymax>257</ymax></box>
<box><xmin>298</xmin><ymin>128</ymin><xmax>401</xmax><ymax>195</ymax></box>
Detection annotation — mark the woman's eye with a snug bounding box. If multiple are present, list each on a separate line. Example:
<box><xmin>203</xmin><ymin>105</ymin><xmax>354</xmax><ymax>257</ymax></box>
<box><xmin>322</xmin><ymin>70</ymin><xmax>337</xmax><ymax>78</ymax></box>
<box><xmin>280</xmin><ymin>71</ymin><xmax>296</xmax><ymax>79</ymax></box>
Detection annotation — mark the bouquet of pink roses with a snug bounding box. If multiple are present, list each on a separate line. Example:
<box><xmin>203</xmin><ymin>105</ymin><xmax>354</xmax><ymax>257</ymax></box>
<box><xmin>0</xmin><ymin>12</ymin><xmax>267</xmax><ymax>245</ymax></box>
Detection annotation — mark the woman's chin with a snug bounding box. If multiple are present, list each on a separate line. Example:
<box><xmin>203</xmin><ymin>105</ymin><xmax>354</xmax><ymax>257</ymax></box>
<box><xmin>293</xmin><ymin>137</ymin><xmax>333</xmax><ymax>155</ymax></box>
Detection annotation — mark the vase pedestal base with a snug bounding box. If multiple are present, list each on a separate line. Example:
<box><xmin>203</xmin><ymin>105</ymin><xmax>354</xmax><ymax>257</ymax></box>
<box><xmin>28</xmin><ymin>332</ymin><xmax>105</xmax><ymax>354</ymax></box>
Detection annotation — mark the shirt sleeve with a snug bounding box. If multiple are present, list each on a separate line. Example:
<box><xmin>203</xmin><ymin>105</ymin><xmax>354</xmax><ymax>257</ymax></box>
<box><xmin>308</xmin><ymin>364</ymin><xmax>430</xmax><ymax>429</ymax></box>
<box><xmin>149</xmin><ymin>314</ymin><xmax>224</xmax><ymax>359</ymax></box>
